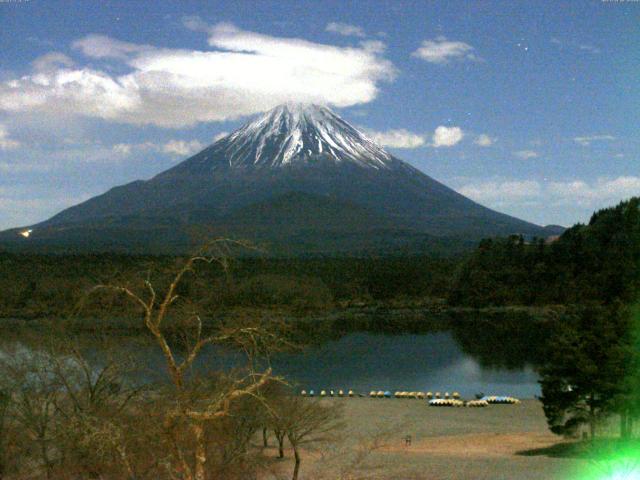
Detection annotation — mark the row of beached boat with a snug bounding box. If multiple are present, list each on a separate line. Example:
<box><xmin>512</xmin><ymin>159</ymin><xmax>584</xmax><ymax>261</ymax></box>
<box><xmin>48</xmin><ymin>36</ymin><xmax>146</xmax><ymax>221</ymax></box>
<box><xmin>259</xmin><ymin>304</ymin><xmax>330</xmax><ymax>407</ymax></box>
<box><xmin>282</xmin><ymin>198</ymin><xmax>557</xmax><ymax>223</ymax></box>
<box><xmin>299</xmin><ymin>390</ymin><xmax>520</xmax><ymax>406</ymax></box>
<box><xmin>300</xmin><ymin>389</ymin><xmax>358</xmax><ymax>397</ymax></box>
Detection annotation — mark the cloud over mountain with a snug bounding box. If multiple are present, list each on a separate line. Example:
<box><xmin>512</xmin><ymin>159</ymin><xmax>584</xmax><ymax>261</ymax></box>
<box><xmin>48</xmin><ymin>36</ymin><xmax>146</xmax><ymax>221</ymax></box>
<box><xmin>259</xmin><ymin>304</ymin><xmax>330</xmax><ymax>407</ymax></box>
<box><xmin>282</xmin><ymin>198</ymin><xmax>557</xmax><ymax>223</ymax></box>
<box><xmin>0</xmin><ymin>20</ymin><xmax>395</xmax><ymax>128</ymax></box>
<box><xmin>365</xmin><ymin>128</ymin><xmax>426</xmax><ymax>149</ymax></box>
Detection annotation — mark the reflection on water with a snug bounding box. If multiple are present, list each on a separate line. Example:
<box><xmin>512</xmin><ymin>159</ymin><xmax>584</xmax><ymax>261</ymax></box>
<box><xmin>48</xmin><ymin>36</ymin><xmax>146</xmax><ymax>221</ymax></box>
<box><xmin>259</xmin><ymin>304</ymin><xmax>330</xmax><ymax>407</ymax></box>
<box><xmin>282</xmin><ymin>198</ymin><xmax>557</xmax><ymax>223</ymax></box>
<box><xmin>1</xmin><ymin>324</ymin><xmax>546</xmax><ymax>399</ymax></box>
<box><xmin>267</xmin><ymin>332</ymin><xmax>540</xmax><ymax>398</ymax></box>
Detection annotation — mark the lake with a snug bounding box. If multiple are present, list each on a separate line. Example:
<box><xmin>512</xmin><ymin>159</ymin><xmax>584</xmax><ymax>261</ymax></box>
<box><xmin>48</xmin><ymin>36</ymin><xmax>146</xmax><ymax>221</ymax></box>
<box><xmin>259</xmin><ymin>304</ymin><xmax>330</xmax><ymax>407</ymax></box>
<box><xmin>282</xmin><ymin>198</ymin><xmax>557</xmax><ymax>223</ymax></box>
<box><xmin>1</xmin><ymin>315</ymin><xmax>548</xmax><ymax>399</ymax></box>
<box><xmin>122</xmin><ymin>329</ymin><xmax>542</xmax><ymax>398</ymax></box>
<box><xmin>267</xmin><ymin>332</ymin><xmax>541</xmax><ymax>398</ymax></box>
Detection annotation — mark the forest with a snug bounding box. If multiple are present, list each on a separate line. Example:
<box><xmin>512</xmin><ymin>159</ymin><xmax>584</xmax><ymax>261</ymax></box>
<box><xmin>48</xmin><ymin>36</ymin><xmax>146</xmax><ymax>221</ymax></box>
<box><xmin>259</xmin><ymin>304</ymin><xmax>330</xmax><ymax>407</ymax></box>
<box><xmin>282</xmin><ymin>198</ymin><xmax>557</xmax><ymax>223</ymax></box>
<box><xmin>449</xmin><ymin>197</ymin><xmax>640</xmax><ymax>308</ymax></box>
<box><xmin>0</xmin><ymin>252</ymin><xmax>456</xmax><ymax>320</ymax></box>
<box><xmin>1</xmin><ymin>198</ymin><xmax>639</xmax><ymax>320</ymax></box>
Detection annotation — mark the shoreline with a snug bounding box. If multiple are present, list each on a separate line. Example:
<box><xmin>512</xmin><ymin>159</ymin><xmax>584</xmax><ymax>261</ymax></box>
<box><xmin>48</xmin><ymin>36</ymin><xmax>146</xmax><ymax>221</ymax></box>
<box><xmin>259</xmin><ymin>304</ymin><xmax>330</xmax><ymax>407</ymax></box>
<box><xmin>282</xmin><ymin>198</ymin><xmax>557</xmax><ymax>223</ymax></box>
<box><xmin>0</xmin><ymin>303</ymin><xmax>565</xmax><ymax>327</ymax></box>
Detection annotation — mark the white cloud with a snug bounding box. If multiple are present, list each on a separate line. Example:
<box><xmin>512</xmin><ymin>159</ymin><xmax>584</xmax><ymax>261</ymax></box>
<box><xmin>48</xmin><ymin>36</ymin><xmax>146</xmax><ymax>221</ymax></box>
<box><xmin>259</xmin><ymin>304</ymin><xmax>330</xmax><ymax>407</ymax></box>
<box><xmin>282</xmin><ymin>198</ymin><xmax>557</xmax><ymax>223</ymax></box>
<box><xmin>213</xmin><ymin>132</ymin><xmax>229</xmax><ymax>142</ymax></box>
<box><xmin>325</xmin><ymin>22</ymin><xmax>365</xmax><ymax>38</ymax></box>
<box><xmin>0</xmin><ymin>20</ymin><xmax>395</xmax><ymax>128</ymax></box>
<box><xmin>0</xmin><ymin>138</ymin><xmax>202</xmax><ymax>176</ymax></box>
<box><xmin>181</xmin><ymin>15</ymin><xmax>210</xmax><ymax>33</ymax></box>
<box><xmin>573</xmin><ymin>134</ymin><xmax>615</xmax><ymax>146</ymax></box>
<box><xmin>0</xmin><ymin>68</ymin><xmax>139</xmax><ymax>122</ymax></box>
<box><xmin>458</xmin><ymin>176</ymin><xmax>640</xmax><ymax>210</ymax></box>
<box><xmin>110</xmin><ymin>139</ymin><xmax>205</xmax><ymax>156</ymax></box>
<box><xmin>412</xmin><ymin>36</ymin><xmax>480</xmax><ymax>64</ymax></box>
<box><xmin>33</xmin><ymin>144</ymin><xmax>139</xmax><ymax>165</ymax></box>
<box><xmin>514</xmin><ymin>150</ymin><xmax>539</xmax><ymax>159</ymax></box>
<box><xmin>359</xmin><ymin>39</ymin><xmax>386</xmax><ymax>54</ymax></box>
<box><xmin>112</xmin><ymin>143</ymin><xmax>132</xmax><ymax>155</ymax></box>
<box><xmin>366</xmin><ymin>122</ymin><xmax>463</xmax><ymax>155</ymax></box>
<box><xmin>579</xmin><ymin>44</ymin><xmax>601</xmax><ymax>54</ymax></box>
<box><xmin>431</xmin><ymin>126</ymin><xmax>463</xmax><ymax>147</ymax></box>
<box><xmin>458</xmin><ymin>180</ymin><xmax>542</xmax><ymax>202</ymax></box>
<box><xmin>161</xmin><ymin>139</ymin><xmax>204</xmax><ymax>156</ymax></box>
<box><xmin>0</xmin><ymin>124</ymin><xmax>20</xmax><ymax>150</ymax></box>
<box><xmin>32</xmin><ymin>52</ymin><xmax>74</xmax><ymax>72</ymax></box>
<box><xmin>474</xmin><ymin>134</ymin><xmax>495</xmax><ymax>147</ymax></box>
<box><xmin>0</xmin><ymin>162</ymin><xmax>52</xmax><ymax>173</ymax></box>
<box><xmin>365</xmin><ymin>129</ymin><xmax>426</xmax><ymax>149</ymax></box>
<box><xmin>72</xmin><ymin>34</ymin><xmax>153</xmax><ymax>60</ymax></box>
<box><xmin>547</xmin><ymin>176</ymin><xmax>640</xmax><ymax>203</ymax></box>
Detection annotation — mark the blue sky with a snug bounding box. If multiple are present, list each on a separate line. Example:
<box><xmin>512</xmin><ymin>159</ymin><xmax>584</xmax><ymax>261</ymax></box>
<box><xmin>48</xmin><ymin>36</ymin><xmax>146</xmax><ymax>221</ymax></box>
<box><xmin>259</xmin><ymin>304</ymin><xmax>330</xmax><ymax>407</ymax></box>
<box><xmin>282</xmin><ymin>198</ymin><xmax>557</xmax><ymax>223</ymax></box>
<box><xmin>0</xmin><ymin>0</ymin><xmax>638</xmax><ymax>230</ymax></box>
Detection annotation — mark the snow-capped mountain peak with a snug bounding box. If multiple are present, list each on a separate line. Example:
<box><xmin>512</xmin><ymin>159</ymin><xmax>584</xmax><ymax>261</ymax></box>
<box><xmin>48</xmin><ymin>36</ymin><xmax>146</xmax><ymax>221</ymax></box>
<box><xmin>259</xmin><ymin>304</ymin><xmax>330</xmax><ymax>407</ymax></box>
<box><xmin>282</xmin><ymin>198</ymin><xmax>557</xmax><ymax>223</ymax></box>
<box><xmin>12</xmin><ymin>104</ymin><xmax>553</xmax><ymax>252</ymax></box>
<box><xmin>211</xmin><ymin>103</ymin><xmax>394</xmax><ymax>170</ymax></box>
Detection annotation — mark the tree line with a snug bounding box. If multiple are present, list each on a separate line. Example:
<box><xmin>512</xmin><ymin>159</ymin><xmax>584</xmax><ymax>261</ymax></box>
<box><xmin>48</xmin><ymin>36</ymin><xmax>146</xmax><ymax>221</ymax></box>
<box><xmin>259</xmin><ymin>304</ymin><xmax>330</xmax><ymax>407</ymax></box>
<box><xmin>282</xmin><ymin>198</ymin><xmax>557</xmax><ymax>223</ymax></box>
<box><xmin>0</xmin><ymin>252</ymin><xmax>456</xmax><ymax>320</ymax></box>
<box><xmin>449</xmin><ymin>198</ymin><xmax>640</xmax><ymax>308</ymax></box>
<box><xmin>2</xmin><ymin>198</ymin><xmax>639</xmax><ymax>318</ymax></box>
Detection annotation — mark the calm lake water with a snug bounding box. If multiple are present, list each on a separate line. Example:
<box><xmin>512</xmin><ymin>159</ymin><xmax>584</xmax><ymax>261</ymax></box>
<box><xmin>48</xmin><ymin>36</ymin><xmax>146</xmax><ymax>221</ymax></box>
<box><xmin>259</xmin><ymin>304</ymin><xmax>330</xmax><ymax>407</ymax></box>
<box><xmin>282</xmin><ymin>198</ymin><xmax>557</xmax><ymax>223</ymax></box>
<box><xmin>2</xmin><ymin>321</ymin><xmax>545</xmax><ymax>399</ymax></box>
<box><xmin>267</xmin><ymin>332</ymin><xmax>540</xmax><ymax>398</ymax></box>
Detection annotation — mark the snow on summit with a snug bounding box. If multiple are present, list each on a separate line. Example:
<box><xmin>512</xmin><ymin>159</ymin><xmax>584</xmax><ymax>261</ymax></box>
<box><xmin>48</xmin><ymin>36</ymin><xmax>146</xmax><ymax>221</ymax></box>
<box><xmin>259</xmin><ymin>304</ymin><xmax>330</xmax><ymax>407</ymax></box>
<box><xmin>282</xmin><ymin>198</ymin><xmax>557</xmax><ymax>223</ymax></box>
<box><xmin>212</xmin><ymin>103</ymin><xmax>394</xmax><ymax>170</ymax></box>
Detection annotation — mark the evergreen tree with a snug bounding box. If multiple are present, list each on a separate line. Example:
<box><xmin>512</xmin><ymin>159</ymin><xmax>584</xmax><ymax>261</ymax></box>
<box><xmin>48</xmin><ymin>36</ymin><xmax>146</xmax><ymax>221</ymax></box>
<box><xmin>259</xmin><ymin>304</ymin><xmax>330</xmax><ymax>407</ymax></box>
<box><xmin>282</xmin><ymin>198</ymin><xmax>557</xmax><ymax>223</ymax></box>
<box><xmin>450</xmin><ymin>197</ymin><xmax>640</xmax><ymax>308</ymax></box>
<box><xmin>539</xmin><ymin>307</ymin><xmax>629</xmax><ymax>439</ymax></box>
<box><xmin>615</xmin><ymin>303</ymin><xmax>640</xmax><ymax>439</ymax></box>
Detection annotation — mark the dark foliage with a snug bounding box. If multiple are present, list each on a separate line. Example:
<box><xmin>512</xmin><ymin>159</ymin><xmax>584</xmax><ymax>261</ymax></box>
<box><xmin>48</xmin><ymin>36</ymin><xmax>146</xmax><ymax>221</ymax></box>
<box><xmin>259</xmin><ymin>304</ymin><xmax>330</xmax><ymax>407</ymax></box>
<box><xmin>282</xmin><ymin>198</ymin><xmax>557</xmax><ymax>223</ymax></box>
<box><xmin>538</xmin><ymin>306</ymin><xmax>632</xmax><ymax>438</ymax></box>
<box><xmin>0</xmin><ymin>253</ymin><xmax>457</xmax><ymax>320</ymax></box>
<box><xmin>449</xmin><ymin>198</ymin><xmax>640</xmax><ymax>307</ymax></box>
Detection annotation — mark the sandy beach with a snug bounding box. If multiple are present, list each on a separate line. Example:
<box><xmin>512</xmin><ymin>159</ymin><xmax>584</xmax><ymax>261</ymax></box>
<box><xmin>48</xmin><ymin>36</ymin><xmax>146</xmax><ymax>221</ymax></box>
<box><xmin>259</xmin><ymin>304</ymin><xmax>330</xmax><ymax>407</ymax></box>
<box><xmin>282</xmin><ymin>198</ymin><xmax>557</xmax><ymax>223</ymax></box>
<box><xmin>263</xmin><ymin>398</ymin><xmax>588</xmax><ymax>479</ymax></box>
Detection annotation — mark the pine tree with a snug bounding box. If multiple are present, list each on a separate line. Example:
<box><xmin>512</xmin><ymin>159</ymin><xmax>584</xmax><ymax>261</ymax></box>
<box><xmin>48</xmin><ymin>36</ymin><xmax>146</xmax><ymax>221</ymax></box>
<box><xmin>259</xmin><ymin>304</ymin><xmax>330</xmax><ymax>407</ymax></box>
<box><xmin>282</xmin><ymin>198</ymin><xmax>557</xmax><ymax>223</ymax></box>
<box><xmin>539</xmin><ymin>306</ymin><xmax>629</xmax><ymax>439</ymax></box>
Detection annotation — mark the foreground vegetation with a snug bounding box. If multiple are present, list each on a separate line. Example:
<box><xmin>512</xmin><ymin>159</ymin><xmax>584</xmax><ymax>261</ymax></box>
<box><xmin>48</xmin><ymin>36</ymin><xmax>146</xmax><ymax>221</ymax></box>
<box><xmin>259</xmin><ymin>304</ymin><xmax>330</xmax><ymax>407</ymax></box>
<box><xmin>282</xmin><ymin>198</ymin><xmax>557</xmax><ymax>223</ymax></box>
<box><xmin>0</xmin><ymin>241</ymin><xmax>345</xmax><ymax>479</ymax></box>
<box><xmin>0</xmin><ymin>336</ymin><xmax>344</xmax><ymax>480</ymax></box>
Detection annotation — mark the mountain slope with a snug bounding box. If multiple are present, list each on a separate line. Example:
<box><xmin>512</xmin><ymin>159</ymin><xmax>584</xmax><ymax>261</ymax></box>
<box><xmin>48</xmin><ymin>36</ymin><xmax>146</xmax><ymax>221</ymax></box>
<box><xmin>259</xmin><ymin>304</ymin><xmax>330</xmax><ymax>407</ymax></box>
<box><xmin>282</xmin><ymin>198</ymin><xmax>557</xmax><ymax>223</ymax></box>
<box><xmin>0</xmin><ymin>103</ymin><xmax>558</xmax><ymax>254</ymax></box>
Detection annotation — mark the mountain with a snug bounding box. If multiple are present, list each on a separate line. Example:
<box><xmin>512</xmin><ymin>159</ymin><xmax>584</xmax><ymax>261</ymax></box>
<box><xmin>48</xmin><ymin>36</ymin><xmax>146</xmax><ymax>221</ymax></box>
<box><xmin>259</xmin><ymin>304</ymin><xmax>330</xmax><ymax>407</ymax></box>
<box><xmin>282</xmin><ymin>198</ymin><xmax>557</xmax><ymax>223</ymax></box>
<box><xmin>0</xmin><ymin>103</ymin><xmax>561</xmax><ymax>255</ymax></box>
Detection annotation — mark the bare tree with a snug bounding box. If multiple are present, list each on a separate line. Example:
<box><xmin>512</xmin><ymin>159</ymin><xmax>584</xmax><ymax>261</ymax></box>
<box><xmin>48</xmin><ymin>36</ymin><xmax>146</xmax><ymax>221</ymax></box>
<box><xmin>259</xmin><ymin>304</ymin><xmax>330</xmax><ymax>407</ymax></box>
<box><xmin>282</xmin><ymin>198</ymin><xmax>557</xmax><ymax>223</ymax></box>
<box><xmin>266</xmin><ymin>393</ymin><xmax>343</xmax><ymax>480</ymax></box>
<box><xmin>302</xmin><ymin>424</ymin><xmax>396</xmax><ymax>480</ymax></box>
<box><xmin>49</xmin><ymin>346</ymin><xmax>143</xmax><ymax>479</ymax></box>
<box><xmin>0</xmin><ymin>337</ymin><xmax>149</xmax><ymax>480</ymax></box>
<box><xmin>88</xmin><ymin>239</ymin><xmax>284</xmax><ymax>480</ymax></box>
<box><xmin>0</xmin><ymin>347</ymin><xmax>60</xmax><ymax>479</ymax></box>
<box><xmin>0</xmin><ymin>239</ymin><xmax>294</xmax><ymax>479</ymax></box>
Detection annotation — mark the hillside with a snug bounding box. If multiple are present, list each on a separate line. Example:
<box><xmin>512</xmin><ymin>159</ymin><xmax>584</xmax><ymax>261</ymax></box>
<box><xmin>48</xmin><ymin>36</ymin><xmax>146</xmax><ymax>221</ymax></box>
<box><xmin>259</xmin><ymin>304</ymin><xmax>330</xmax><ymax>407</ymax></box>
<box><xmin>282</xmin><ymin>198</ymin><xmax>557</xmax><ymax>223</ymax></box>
<box><xmin>0</xmin><ymin>104</ymin><xmax>559</xmax><ymax>254</ymax></box>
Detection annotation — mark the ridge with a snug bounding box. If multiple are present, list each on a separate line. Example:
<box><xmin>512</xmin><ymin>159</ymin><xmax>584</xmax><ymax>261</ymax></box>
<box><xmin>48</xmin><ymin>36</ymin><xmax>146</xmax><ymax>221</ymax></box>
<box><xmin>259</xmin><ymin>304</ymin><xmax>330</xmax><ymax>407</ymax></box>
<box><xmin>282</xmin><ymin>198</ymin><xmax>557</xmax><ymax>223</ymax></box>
<box><xmin>169</xmin><ymin>103</ymin><xmax>396</xmax><ymax>174</ymax></box>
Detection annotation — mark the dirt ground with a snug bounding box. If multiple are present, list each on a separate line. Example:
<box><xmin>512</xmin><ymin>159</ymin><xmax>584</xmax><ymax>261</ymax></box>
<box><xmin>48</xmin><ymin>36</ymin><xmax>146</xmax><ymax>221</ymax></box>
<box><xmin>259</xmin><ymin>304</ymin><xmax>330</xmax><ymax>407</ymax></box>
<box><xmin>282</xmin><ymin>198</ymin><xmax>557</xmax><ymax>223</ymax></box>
<box><xmin>264</xmin><ymin>398</ymin><xmax>591</xmax><ymax>480</ymax></box>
